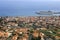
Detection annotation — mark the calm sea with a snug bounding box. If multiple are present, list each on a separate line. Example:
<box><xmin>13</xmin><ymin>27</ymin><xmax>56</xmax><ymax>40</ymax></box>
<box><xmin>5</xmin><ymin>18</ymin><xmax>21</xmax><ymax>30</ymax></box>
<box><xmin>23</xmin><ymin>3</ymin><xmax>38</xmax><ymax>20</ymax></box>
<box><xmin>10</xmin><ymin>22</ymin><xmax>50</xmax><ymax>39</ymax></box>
<box><xmin>0</xmin><ymin>1</ymin><xmax>60</xmax><ymax>16</ymax></box>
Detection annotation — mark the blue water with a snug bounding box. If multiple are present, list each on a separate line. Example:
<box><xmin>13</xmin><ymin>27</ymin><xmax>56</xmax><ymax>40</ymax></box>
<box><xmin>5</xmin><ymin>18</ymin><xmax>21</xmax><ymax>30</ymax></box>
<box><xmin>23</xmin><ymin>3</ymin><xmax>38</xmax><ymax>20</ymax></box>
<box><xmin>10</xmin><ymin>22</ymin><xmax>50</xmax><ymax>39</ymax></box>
<box><xmin>0</xmin><ymin>0</ymin><xmax>60</xmax><ymax>16</ymax></box>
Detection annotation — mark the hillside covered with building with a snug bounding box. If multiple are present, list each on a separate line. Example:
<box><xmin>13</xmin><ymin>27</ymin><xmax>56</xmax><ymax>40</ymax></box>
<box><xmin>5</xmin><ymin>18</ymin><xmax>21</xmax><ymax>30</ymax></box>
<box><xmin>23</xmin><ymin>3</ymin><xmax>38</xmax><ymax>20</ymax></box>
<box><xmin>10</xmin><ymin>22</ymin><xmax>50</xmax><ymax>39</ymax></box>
<box><xmin>0</xmin><ymin>16</ymin><xmax>60</xmax><ymax>40</ymax></box>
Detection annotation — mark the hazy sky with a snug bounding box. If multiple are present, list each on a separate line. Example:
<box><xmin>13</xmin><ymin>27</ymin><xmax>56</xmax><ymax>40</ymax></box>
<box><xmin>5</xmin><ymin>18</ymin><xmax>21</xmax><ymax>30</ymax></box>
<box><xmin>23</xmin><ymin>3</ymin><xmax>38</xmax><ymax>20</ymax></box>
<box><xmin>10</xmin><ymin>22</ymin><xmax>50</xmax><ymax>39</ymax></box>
<box><xmin>0</xmin><ymin>0</ymin><xmax>60</xmax><ymax>16</ymax></box>
<box><xmin>0</xmin><ymin>0</ymin><xmax>60</xmax><ymax>1</ymax></box>
<box><xmin>0</xmin><ymin>0</ymin><xmax>60</xmax><ymax>9</ymax></box>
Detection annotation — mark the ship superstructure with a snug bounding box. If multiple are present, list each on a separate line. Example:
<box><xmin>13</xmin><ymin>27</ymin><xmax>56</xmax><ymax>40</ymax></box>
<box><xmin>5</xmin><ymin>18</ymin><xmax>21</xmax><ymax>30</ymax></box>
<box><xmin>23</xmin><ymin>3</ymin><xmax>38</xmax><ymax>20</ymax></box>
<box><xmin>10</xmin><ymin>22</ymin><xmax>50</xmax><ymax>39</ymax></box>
<box><xmin>36</xmin><ymin>11</ymin><xmax>60</xmax><ymax>16</ymax></box>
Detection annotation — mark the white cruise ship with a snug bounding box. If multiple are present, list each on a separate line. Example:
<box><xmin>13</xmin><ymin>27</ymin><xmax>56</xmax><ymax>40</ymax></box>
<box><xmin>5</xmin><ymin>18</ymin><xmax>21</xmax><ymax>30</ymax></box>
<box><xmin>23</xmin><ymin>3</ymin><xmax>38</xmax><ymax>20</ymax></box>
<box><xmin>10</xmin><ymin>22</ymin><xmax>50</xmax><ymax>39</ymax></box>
<box><xmin>36</xmin><ymin>11</ymin><xmax>60</xmax><ymax>16</ymax></box>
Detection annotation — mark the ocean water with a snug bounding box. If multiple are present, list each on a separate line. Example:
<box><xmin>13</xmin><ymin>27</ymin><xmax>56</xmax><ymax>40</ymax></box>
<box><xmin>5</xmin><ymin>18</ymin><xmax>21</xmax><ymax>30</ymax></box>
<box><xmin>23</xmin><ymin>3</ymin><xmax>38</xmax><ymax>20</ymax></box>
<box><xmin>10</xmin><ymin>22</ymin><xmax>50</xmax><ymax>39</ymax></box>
<box><xmin>0</xmin><ymin>1</ymin><xmax>60</xmax><ymax>16</ymax></box>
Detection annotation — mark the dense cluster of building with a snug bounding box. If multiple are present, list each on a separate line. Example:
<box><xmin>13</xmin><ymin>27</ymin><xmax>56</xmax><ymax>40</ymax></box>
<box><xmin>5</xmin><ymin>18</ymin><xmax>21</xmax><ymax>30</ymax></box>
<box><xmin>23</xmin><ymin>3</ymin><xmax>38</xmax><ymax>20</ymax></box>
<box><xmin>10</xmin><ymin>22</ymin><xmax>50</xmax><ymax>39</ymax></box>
<box><xmin>0</xmin><ymin>16</ymin><xmax>60</xmax><ymax>40</ymax></box>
